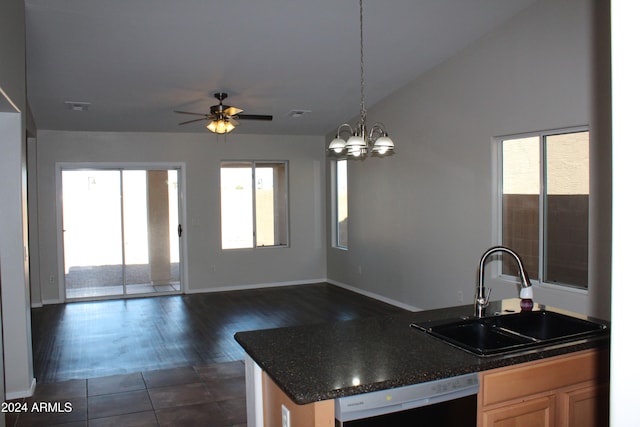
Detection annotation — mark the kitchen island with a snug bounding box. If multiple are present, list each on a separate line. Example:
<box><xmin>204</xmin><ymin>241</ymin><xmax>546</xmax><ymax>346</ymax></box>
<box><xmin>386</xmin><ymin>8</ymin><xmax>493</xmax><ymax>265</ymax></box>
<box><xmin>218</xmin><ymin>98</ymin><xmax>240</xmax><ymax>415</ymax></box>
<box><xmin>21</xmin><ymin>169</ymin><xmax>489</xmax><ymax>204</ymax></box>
<box><xmin>234</xmin><ymin>299</ymin><xmax>609</xmax><ymax>426</ymax></box>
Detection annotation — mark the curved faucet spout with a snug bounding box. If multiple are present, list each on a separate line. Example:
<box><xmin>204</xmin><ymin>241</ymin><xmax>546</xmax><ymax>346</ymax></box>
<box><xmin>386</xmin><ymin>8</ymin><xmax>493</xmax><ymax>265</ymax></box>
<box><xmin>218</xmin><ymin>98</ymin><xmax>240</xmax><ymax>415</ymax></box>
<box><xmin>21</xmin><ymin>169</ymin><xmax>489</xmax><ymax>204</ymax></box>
<box><xmin>475</xmin><ymin>246</ymin><xmax>533</xmax><ymax>317</ymax></box>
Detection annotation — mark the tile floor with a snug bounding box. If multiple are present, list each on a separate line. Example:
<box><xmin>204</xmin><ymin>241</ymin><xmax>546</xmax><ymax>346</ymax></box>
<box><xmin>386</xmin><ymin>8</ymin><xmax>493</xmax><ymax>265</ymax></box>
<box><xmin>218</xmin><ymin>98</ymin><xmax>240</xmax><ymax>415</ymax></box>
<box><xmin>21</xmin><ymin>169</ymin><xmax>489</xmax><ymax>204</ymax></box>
<box><xmin>5</xmin><ymin>361</ymin><xmax>247</xmax><ymax>427</ymax></box>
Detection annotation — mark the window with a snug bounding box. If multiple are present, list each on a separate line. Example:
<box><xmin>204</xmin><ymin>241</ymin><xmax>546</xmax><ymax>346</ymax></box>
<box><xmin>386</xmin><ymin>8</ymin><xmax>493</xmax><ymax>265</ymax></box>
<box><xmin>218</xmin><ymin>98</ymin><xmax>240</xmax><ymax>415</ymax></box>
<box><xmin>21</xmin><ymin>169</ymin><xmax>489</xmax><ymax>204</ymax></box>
<box><xmin>220</xmin><ymin>161</ymin><xmax>288</xmax><ymax>249</ymax></box>
<box><xmin>500</xmin><ymin>128</ymin><xmax>589</xmax><ymax>289</ymax></box>
<box><xmin>333</xmin><ymin>159</ymin><xmax>348</xmax><ymax>249</ymax></box>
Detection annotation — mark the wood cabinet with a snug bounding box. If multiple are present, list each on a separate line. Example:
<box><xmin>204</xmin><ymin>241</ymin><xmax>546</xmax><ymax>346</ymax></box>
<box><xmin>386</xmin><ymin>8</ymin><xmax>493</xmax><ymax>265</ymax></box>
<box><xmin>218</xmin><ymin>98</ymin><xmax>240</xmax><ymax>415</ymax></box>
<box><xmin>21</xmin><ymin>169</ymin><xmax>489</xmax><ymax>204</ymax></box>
<box><xmin>262</xmin><ymin>372</ymin><xmax>334</xmax><ymax>427</ymax></box>
<box><xmin>477</xmin><ymin>349</ymin><xmax>609</xmax><ymax>427</ymax></box>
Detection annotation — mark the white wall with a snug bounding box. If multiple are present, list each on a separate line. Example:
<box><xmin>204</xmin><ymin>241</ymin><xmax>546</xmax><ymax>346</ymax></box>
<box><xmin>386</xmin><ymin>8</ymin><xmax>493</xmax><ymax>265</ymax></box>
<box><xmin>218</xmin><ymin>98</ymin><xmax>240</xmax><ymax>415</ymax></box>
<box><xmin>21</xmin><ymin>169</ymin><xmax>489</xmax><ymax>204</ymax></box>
<box><xmin>610</xmin><ymin>2</ymin><xmax>639</xmax><ymax>425</ymax></box>
<box><xmin>32</xmin><ymin>130</ymin><xmax>327</xmax><ymax>303</ymax></box>
<box><xmin>0</xmin><ymin>113</ymin><xmax>36</xmax><ymax>400</ymax></box>
<box><xmin>327</xmin><ymin>0</ymin><xmax>611</xmax><ymax>317</ymax></box>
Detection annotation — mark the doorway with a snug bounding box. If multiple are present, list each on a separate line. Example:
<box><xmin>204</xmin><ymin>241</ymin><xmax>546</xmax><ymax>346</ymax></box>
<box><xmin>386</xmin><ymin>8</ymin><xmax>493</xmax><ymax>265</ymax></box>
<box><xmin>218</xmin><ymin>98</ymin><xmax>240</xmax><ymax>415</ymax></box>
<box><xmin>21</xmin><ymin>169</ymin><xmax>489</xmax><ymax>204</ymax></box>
<box><xmin>61</xmin><ymin>167</ymin><xmax>182</xmax><ymax>300</ymax></box>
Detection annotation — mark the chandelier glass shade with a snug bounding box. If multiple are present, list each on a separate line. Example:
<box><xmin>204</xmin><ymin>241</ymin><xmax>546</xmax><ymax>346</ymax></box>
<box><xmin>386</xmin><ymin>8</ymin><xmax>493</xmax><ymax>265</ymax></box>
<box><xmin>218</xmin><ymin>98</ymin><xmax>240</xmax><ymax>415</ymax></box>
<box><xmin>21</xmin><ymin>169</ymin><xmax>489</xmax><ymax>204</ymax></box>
<box><xmin>327</xmin><ymin>0</ymin><xmax>395</xmax><ymax>159</ymax></box>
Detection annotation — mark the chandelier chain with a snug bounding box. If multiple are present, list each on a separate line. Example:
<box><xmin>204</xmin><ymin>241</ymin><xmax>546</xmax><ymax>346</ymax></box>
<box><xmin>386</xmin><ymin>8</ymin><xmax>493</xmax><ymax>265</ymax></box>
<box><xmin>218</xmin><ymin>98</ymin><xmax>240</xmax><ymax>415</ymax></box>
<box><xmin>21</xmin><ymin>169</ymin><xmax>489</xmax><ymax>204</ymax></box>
<box><xmin>326</xmin><ymin>0</ymin><xmax>394</xmax><ymax>158</ymax></box>
<box><xmin>359</xmin><ymin>0</ymin><xmax>367</xmax><ymax>126</ymax></box>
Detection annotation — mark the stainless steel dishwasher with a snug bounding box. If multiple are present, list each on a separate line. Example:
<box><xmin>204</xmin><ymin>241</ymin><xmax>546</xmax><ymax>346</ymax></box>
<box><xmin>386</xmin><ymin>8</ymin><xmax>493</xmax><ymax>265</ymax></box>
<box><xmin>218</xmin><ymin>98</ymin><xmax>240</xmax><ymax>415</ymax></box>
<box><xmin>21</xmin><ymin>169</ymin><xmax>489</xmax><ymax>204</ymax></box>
<box><xmin>334</xmin><ymin>372</ymin><xmax>479</xmax><ymax>427</ymax></box>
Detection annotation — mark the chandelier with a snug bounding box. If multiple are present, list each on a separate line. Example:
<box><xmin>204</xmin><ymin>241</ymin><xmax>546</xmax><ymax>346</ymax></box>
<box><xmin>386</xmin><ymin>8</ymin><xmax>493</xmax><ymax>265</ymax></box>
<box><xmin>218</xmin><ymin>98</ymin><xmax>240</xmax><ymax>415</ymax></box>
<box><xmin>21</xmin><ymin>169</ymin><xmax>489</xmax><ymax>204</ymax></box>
<box><xmin>327</xmin><ymin>0</ymin><xmax>395</xmax><ymax>158</ymax></box>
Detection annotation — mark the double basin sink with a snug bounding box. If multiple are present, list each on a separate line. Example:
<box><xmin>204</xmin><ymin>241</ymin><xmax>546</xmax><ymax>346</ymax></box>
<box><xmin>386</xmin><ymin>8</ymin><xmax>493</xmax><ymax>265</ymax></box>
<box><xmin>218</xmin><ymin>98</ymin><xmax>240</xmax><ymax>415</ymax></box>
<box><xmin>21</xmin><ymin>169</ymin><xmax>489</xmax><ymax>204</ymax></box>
<box><xmin>411</xmin><ymin>310</ymin><xmax>608</xmax><ymax>357</ymax></box>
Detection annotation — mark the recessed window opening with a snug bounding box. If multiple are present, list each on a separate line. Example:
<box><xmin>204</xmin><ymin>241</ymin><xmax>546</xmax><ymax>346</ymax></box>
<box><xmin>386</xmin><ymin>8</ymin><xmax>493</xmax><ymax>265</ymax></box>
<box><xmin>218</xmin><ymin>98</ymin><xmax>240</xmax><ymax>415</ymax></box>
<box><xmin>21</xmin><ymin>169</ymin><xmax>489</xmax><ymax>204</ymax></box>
<box><xmin>333</xmin><ymin>159</ymin><xmax>348</xmax><ymax>249</ymax></box>
<box><xmin>220</xmin><ymin>161</ymin><xmax>289</xmax><ymax>249</ymax></box>
<box><xmin>500</xmin><ymin>128</ymin><xmax>589</xmax><ymax>290</ymax></box>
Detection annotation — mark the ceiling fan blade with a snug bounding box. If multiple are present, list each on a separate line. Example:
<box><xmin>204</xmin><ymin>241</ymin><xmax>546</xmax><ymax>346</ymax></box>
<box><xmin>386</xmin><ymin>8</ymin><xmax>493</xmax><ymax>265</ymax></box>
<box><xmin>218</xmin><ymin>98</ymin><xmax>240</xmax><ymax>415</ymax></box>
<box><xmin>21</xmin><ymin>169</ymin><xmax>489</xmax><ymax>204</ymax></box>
<box><xmin>178</xmin><ymin>117</ymin><xmax>209</xmax><ymax>125</ymax></box>
<box><xmin>236</xmin><ymin>114</ymin><xmax>273</xmax><ymax>121</ymax></box>
<box><xmin>229</xmin><ymin>118</ymin><xmax>240</xmax><ymax>126</ymax></box>
<box><xmin>174</xmin><ymin>110</ymin><xmax>208</xmax><ymax>117</ymax></box>
<box><xmin>223</xmin><ymin>106</ymin><xmax>243</xmax><ymax>116</ymax></box>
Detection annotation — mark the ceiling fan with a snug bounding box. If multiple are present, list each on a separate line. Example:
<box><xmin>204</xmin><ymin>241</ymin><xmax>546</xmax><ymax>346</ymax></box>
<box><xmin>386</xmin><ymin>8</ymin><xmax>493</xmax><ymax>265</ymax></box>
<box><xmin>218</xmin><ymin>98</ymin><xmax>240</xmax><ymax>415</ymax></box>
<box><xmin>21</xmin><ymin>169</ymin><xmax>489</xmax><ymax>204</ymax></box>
<box><xmin>174</xmin><ymin>92</ymin><xmax>273</xmax><ymax>134</ymax></box>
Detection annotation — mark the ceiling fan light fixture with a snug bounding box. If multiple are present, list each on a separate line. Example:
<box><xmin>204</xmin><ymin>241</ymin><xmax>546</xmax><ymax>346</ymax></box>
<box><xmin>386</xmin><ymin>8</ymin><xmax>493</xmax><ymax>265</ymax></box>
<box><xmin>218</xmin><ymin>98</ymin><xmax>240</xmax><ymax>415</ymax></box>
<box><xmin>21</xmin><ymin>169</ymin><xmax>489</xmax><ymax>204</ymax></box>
<box><xmin>175</xmin><ymin>91</ymin><xmax>272</xmax><ymax>135</ymax></box>
<box><xmin>207</xmin><ymin>119</ymin><xmax>235</xmax><ymax>134</ymax></box>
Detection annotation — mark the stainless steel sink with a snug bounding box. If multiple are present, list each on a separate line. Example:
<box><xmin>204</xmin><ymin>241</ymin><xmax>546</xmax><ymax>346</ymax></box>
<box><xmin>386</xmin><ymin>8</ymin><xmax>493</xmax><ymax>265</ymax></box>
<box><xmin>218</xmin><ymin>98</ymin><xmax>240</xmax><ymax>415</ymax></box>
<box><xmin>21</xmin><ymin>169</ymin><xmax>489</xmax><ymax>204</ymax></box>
<box><xmin>411</xmin><ymin>310</ymin><xmax>608</xmax><ymax>357</ymax></box>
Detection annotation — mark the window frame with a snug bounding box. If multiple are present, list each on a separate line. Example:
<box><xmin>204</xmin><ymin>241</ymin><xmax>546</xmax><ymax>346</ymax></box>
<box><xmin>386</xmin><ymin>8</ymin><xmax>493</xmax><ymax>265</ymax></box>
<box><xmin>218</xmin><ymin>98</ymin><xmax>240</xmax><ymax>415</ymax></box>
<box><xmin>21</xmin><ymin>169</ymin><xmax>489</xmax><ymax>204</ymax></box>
<box><xmin>496</xmin><ymin>126</ymin><xmax>590</xmax><ymax>292</ymax></box>
<box><xmin>220</xmin><ymin>160</ymin><xmax>290</xmax><ymax>250</ymax></box>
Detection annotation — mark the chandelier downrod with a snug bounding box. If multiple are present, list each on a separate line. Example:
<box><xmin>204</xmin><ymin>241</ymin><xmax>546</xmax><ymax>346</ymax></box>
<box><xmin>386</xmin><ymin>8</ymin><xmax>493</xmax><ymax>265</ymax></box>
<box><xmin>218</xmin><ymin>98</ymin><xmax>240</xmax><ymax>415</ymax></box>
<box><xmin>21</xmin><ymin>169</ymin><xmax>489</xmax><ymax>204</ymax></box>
<box><xmin>358</xmin><ymin>0</ymin><xmax>366</xmax><ymax>126</ymax></box>
<box><xmin>327</xmin><ymin>0</ymin><xmax>395</xmax><ymax>159</ymax></box>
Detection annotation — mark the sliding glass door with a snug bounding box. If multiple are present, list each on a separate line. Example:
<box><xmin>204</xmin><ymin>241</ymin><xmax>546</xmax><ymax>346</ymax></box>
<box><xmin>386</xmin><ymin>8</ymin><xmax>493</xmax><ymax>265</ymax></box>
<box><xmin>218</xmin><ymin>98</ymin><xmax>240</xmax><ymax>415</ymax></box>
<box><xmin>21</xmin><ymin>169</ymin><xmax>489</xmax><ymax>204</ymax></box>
<box><xmin>61</xmin><ymin>168</ymin><xmax>182</xmax><ymax>300</ymax></box>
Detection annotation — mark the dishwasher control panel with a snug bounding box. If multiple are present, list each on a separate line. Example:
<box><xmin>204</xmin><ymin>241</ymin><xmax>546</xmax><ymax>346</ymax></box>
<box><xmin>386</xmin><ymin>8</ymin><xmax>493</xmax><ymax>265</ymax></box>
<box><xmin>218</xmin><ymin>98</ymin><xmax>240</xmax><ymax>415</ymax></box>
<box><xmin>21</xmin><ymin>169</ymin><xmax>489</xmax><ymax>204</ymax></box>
<box><xmin>335</xmin><ymin>372</ymin><xmax>479</xmax><ymax>422</ymax></box>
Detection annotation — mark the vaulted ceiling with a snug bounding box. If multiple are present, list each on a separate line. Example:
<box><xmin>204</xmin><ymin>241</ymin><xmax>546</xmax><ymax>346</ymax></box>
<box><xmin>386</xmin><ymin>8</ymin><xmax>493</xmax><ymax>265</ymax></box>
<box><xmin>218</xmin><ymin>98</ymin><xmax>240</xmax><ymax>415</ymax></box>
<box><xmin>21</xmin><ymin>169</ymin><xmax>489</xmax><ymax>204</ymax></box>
<box><xmin>25</xmin><ymin>0</ymin><xmax>537</xmax><ymax>135</ymax></box>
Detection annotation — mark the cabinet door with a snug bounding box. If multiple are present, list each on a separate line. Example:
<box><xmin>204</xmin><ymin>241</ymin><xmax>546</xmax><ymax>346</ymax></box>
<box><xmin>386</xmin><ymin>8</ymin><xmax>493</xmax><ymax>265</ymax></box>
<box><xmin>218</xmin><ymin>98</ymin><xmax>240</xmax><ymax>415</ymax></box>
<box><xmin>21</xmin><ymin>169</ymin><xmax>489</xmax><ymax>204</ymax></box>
<box><xmin>482</xmin><ymin>395</ymin><xmax>555</xmax><ymax>427</ymax></box>
<box><xmin>557</xmin><ymin>383</ymin><xmax>609</xmax><ymax>427</ymax></box>
<box><xmin>262</xmin><ymin>372</ymin><xmax>334</xmax><ymax>427</ymax></box>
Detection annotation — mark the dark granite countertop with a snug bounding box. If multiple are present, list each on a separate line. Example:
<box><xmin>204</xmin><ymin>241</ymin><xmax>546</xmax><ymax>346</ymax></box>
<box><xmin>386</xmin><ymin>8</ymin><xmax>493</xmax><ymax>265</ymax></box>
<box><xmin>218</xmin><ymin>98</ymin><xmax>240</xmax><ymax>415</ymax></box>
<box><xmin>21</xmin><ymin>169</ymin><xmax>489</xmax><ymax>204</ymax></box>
<box><xmin>234</xmin><ymin>299</ymin><xmax>609</xmax><ymax>405</ymax></box>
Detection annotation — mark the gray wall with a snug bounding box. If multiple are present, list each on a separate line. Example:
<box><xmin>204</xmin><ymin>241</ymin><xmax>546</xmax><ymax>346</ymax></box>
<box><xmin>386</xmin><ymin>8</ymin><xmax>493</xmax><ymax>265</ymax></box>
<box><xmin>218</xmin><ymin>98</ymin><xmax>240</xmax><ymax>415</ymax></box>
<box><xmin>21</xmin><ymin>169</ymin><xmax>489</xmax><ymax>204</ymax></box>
<box><xmin>327</xmin><ymin>0</ymin><xmax>611</xmax><ymax>318</ymax></box>
<box><xmin>1</xmin><ymin>0</ymin><xmax>36</xmax><ymax>404</ymax></box>
<box><xmin>0</xmin><ymin>0</ymin><xmax>25</xmax><ymax>111</ymax></box>
<box><xmin>32</xmin><ymin>131</ymin><xmax>326</xmax><ymax>304</ymax></box>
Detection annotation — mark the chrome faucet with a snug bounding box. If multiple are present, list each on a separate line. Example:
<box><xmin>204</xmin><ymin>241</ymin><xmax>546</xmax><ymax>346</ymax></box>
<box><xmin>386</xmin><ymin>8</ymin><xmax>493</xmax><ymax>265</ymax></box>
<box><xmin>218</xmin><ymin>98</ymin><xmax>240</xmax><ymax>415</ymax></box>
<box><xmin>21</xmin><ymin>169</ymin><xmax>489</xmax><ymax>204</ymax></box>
<box><xmin>474</xmin><ymin>246</ymin><xmax>533</xmax><ymax>317</ymax></box>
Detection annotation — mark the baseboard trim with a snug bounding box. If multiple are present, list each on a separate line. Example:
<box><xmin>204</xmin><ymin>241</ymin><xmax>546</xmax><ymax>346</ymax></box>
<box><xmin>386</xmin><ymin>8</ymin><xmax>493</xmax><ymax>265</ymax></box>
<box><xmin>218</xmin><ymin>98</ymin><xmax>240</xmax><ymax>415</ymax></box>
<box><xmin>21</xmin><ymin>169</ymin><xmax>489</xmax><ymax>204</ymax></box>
<box><xmin>327</xmin><ymin>279</ymin><xmax>423</xmax><ymax>312</ymax></box>
<box><xmin>36</xmin><ymin>281</ymin><xmax>324</xmax><ymax>305</ymax></box>
<box><xmin>5</xmin><ymin>377</ymin><xmax>37</xmax><ymax>400</ymax></box>
<box><xmin>184</xmin><ymin>279</ymin><xmax>327</xmax><ymax>295</ymax></box>
<box><xmin>40</xmin><ymin>298</ymin><xmax>64</xmax><ymax>306</ymax></box>
<box><xmin>35</xmin><ymin>279</ymin><xmax>421</xmax><ymax>313</ymax></box>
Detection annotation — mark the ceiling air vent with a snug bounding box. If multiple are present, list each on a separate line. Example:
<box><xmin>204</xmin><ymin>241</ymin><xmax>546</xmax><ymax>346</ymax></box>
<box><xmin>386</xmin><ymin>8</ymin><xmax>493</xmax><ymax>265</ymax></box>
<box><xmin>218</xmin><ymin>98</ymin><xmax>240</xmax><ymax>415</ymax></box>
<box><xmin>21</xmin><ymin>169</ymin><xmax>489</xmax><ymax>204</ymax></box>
<box><xmin>64</xmin><ymin>101</ymin><xmax>91</xmax><ymax>111</ymax></box>
<box><xmin>287</xmin><ymin>109</ymin><xmax>311</xmax><ymax>118</ymax></box>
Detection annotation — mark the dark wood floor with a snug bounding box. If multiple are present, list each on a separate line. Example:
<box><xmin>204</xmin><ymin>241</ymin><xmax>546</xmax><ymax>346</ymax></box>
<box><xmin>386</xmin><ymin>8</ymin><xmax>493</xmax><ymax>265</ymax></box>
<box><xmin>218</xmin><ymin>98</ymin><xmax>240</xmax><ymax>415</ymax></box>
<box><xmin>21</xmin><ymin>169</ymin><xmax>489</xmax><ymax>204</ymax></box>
<box><xmin>31</xmin><ymin>283</ymin><xmax>407</xmax><ymax>383</ymax></box>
